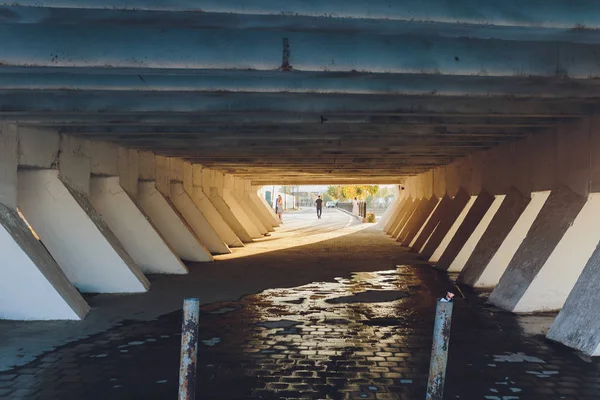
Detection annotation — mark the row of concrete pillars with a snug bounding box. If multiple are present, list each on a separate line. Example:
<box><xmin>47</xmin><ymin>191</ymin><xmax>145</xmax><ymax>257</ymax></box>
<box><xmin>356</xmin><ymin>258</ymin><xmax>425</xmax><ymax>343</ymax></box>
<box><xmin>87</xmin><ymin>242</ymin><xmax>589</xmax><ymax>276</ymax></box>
<box><xmin>379</xmin><ymin>118</ymin><xmax>600</xmax><ymax>357</ymax></box>
<box><xmin>0</xmin><ymin>124</ymin><xmax>279</xmax><ymax>321</ymax></box>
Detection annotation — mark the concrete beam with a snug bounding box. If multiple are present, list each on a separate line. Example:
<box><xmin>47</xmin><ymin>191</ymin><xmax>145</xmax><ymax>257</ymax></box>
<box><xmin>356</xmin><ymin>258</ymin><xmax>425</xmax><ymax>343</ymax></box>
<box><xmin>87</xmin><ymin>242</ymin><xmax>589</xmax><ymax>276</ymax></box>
<box><xmin>3</xmin><ymin>0</ymin><xmax>598</xmax><ymax>29</ymax></box>
<box><xmin>0</xmin><ymin>123</ymin><xmax>18</xmax><ymax>208</ymax></box>
<box><xmin>0</xmin><ymin>92</ymin><xmax>593</xmax><ymax>115</ymax></box>
<box><xmin>489</xmin><ymin>186</ymin><xmax>587</xmax><ymax>312</ymax></box>
<box><xmin>5</xmin><ymin>68</ymin><xmax>600</xmax><ymax>98</ymax></box>
<box><xmin>136</xmin><ymin>181</ymin><xmax>213</xmax><ymax>262</ymax></box>
<box><xmin>90</xmin><ymin>176</ymin><xmax>188</xmax><ymax>274</ymax></box>
<box><xmin>1</xmin><ymin>23</ymin><xmax>600</xmax><ymax>78</ymax></box>
<box><xmin>18</xmin><ymin>169</ymin><xmax>150</xmax><ymax>293</ymax></box>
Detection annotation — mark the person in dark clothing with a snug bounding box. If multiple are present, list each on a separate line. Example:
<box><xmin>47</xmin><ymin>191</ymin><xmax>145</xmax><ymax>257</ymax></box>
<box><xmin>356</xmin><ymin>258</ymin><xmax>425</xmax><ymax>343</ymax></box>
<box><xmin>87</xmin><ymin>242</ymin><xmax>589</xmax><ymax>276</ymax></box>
<box><xmin>315</xmin><ymin>195</ymin><xmax>323</xmax><ymax>219</ymax></box>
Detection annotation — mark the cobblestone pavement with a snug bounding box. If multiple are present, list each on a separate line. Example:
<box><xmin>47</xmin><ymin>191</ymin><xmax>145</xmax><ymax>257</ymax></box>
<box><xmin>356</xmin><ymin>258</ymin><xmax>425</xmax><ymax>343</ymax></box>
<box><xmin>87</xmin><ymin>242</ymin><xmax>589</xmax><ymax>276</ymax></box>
<box><xmin>1</xmin><ymin>209</ymin><xmax>600</xmax><ymax>399</ymax></box>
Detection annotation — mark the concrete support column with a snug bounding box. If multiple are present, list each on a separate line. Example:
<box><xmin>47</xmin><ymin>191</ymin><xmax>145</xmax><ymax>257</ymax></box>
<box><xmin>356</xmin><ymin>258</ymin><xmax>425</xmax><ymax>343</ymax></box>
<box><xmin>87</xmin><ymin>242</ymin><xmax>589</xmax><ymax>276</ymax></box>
<box><xmin>222</xmin><ymin>174</ymin><xmax>263</xmax><ymax>239</ymax></box>
<box><xmin>232</xmin><ymin>177</ymin><xmax>269</xmax><ymax>235</ymax></box>
<box><xmin>457</xmin><ymin>187</ymin><xmax>532</xmax><ymax>288</ymax></box>
<box><xmin>382</xmin><ymin>196</ymin><xmax>405</xmax><ymax>232</ymax></box>
<box><xmin>400</xmin><ymin>196</ymin><xmax>439</xmax><ymax>247</ymax></box>
<box><xmin>249</xmin><ymin>185</ymin><xmax>280</xmax><ymax>228</ymax></box>
<box><xmin>184</xmin><ymin>164</ymin><xmax>243</xmax><ymax>248</ymax></box>
<box><xmin>386</xmin><ymin>197</ymin><xmax>413</xmax><ymax>235</ymax></box>
<box><xmin>18</xmin><ymin>168</ymin><xmax>150</xmax><ymax>293</ymax></box>
<box><xmin>489</xmin><ymin>186</ymin><xmax>587</xmax><ymax>312</ymax></box>
<box><xmin>547</xmin><ymin>240</ymin><xmax>600</xmax><ymax>356</ymax></box>
<box><xmin>411</xmin><ymin>194</ymin><xmax>452</xmax><ymax>252</ymax></box>
<box><xmin>447</xmin><ymin>194</ymin><xmax>506</xmax><ymax>273</ymax></box>
<box><xmin>409</xmin><ymin>197</ymin><xmax>442</xmax><ymax>248</ymax></box>
<box><xmin>90</xmin><ymin>176</ymin><xmax>189</xmax><ymax>274</ymax></box>
<box><xmin>158</xmin><ymin>157</ymin><xmax>230</xmax><ymax>255</ymax></box>
<box><xmin>421</xmin><ymin>189</ymin><xmax>470</xmax><ymax>260</ymax></box>
<box><xmin>202</xmin><ymin>168</ymin><xmax>254</xmax><ymax>242</ymax></box>
<box><xmin>435</xmin><ymin>190</ymin><xmax>496</xmax><ymax>270</ymax></box>
<box><xmin>137</xmin><ymin>181</ymin><xmax>213</xmax><ymax>262</ymax></box>
<box><xmin>0</xmin><ymin>125</ymin><xmax>89</xmax><ymax>320</ymax></box>
<box><xmin>392</xmin><ymin>198</ymin><xmax>421</xmax><ymax>239</ymax></box>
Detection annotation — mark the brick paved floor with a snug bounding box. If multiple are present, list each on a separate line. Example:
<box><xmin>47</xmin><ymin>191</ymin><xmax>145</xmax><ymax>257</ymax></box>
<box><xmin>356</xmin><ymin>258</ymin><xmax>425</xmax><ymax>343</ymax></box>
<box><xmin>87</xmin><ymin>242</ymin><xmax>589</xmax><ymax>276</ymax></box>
<box><xmin>1</xmin><ymin>209</ymin><xmax>599</xmax><ymax>399</ymax></box>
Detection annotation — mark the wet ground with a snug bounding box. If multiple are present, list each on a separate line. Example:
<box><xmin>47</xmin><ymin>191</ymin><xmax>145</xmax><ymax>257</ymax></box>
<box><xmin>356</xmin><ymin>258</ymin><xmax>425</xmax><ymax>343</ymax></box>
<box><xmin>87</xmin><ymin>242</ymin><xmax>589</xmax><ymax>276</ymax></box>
<box><xmin>1</xmin><ymin>209</ymin><xmax>600</xmax><ymax>399</ymax></box>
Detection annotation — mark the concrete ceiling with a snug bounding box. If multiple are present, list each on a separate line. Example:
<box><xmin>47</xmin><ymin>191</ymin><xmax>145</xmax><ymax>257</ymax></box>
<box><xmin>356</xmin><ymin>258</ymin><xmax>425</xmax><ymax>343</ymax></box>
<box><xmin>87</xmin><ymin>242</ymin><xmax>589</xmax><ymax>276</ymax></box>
<box><xmin>1</xmin><ymin>1</ymin><xmax>598</xmax><ymax>184</ymax></box>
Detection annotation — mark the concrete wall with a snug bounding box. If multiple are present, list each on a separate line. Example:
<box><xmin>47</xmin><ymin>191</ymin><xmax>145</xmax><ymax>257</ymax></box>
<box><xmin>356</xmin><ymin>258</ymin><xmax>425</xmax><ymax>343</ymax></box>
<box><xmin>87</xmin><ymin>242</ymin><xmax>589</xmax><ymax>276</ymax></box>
<box><xmin>397</xmin><ymin>117</ymin><xmax>600</xmax><ymax>356</ymax></box>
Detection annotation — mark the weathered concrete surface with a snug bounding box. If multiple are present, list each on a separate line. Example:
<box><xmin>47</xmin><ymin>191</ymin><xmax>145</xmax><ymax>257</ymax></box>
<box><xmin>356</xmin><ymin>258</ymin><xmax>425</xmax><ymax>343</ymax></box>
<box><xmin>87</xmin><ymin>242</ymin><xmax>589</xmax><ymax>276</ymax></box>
<box><xmin>547</xmin><ymin>241</ymin><xmax>600</xmax><ymax>356</ymax></box>
<box><xmin>489</xmin><ymin>186</ymin><xmax>587</xmax><ymax>312</ymax></box>
<box><xmin>411</xmin><ymin>195</ymin><xmax>452</xmax><ymax>252</ymax></box>
<box><xmin>385</xmin><ymin>198</ymin><xmax>411</xmax><ymax>235</ymax></box>
<box><xmin>90</xmin><ymin>176</ymin><xmax>188</xmax><ymax>274</ymax></box>
<box><xmin>513</xmin><ymin>193</ymin><xmax>600</xmax><ymax>312</ymax></box>
<box><xmin>243</xmin><ymin>192</ymin><xmax>274</xmax><ymax>233</ymax></box>
<box><xmin>435</xmin><ymin>190</ymin><xmax>495</xmax><ymax>271</ymax></box>
<box><xmin>136</xmin><ymin>181</ymin><xmax>213</xmax><ymax>262</ymax></box>
<box><xmin>0</xmin><ymin>123</ymin><xmax>18</xmax><ymax>209</ymax></box>
<box><xmin>429</xmin><ymin>194</ymin><xmax>476</xmax><ymax>263</ymax></box>
<box><xmin>395</xmin><ymin>197</ymin><xmax>426</xmax><ymax>243</ymax></box>
<box><xmin>0</xmin><ymin>204</ymin><xmax>90</xmax><ymax>320</ymax></box>
<box><xmin>420</xmin><ymin>189</ymin><xmax>470</xmax><ymax>260</ymax></box>
<box><xmin>170</xmin><ymin>182</ymin><xmax>231</xmax><ymax>255</ymax></box>
<box><xmin>448</xmin><ymin>194</ymin><xmax>505</xmax><ymax>273</ymax></box>
<box><xmin>208</xmin><ymin>188</ymin><xmax>254</xmax><ymax>243</ymax></box>
<box><xmin>400</xmin><ymin>196</ymin><xmax>438</xmax><ymax>246</ymax></box>
<box><xmin>18</xmin><ymin>169</ymin><xmax>150</xmax><ymax>293</ymax></box>
<box><xmin>382</xmin><ymin>197</ymin><xmax>404</xmax><ymax>232</ymax></box>
<box><xmin>247</xmin><ymin>190</ymin><xmax>279</xmax><ymax>229</ymax></box>
<box><xmin>392</xmin><ymin>198</ymin><xmax>420</xmax><ymax>239</ymax></box>
<box><xmin>458</xmin><ymin>187</ymin><xmax>531</xmax><ymax>287</ymax></box>
<box><xmin>222</xmin><ymin>189</ymin><xmax>263</xmax><ymax>239</ymax></box>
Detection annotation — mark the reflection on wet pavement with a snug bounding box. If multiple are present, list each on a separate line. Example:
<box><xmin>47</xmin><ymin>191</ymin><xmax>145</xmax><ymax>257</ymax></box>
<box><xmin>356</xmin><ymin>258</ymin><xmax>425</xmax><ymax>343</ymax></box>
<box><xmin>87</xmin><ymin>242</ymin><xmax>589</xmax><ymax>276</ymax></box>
<box><xmin>3</xmin><ymin>263</ymin><xmax>600</xmax><ymax>399</ymax></box>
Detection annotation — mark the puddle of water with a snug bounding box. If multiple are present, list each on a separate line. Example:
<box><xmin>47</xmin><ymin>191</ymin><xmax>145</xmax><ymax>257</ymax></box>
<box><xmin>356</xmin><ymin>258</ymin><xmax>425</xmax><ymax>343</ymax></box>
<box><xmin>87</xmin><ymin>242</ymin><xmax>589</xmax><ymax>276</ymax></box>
<box><xmin>325</xmin><ymin>290</ymin><xmax>409</xmax><ymax>304</ymax></box>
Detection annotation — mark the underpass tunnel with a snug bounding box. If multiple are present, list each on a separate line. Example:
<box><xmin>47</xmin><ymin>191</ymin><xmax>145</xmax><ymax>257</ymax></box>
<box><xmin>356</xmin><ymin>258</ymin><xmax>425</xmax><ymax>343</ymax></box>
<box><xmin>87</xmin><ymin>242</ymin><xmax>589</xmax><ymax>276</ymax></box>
<box><xmin>2</xmin><ymin>0</ymin><xmax>600</xmax><ymax>376</ymax></box>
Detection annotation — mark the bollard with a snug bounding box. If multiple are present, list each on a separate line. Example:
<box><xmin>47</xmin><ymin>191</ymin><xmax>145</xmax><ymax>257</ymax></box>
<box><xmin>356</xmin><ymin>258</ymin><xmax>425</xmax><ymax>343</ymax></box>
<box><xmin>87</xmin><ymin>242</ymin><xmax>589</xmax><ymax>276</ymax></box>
<box><xmin>179</xmin><ymin>298</ymin><xmax>200</xmax><ymax>400</ymax></box>
<box><xmin>425</xmin><ymin>299</ymin><xmax>454</xmax><ymax>400</ymax></box>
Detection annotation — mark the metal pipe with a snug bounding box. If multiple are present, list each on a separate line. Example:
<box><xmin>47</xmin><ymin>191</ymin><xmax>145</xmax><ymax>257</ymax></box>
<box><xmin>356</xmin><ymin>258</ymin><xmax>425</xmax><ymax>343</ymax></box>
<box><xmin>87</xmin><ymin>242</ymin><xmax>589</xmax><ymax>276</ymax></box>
<box><xmin>425</xmin><ymin>300</ymin><xmax>454</xmax><ymax>400</ymax></box>
<box><xmin>178</xmin><ymin>298</ymin><xmax>200</xmax><ymax>400</ymax></box>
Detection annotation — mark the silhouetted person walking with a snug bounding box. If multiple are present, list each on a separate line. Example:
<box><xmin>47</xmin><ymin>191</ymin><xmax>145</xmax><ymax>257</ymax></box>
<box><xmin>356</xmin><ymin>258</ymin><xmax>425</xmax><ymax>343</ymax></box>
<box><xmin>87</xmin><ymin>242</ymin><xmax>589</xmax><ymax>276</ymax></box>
<box><xmin>315</xmin><ymin>195</ymin><xmax>323</xmax><ymax>219</ymax></box>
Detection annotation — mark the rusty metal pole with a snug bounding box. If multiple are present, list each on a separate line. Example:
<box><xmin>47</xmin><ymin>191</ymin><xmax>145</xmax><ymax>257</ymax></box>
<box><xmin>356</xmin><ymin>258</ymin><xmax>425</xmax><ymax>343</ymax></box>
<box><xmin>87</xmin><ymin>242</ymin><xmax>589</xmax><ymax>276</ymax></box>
<box><xmin>179</xmin><ymin>298</ymin><xmax>200</xmax><ymax>400</ymax></box>
<box><xmin>426</xmin><ymin>300</ymin><xmax>453</xmax><ymax>400</ymax></box>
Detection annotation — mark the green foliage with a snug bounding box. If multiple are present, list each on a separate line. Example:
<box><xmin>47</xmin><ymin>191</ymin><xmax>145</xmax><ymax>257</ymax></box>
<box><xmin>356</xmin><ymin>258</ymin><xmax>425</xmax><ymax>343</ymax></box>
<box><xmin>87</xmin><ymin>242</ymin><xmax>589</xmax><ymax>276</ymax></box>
<box><xmin>326</xmin><ymin>185</ymin><xmax>380</xmax><ymax>201</ymax></box>
<box><xmin>366</xmin><ymin>212</ymin><xmax>376</xmax><ymax>223</ymax></box>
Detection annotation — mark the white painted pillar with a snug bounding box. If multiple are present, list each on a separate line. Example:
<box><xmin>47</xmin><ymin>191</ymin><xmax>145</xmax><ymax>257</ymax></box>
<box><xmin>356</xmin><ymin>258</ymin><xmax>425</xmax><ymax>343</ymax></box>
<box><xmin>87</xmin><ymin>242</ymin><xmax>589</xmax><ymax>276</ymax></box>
<box><xmin>137</xmin><ymin>181</ymin><xmax>213</xmax><ymax>262</ymax></box>
<box><xmin>0</xmin><ymin>205</ymin><xmax>90</xmax><ymax>320</ymax></box>
<box><xmin>409</xmin><ymin>198</ymin><xmax>441</xmax><ymax>248</ymax></box>
<box><xmin>233</xmin><ymin>179</ymin><xmax>270</xmax><ymax>234</ymax></box>
<box><xmin>546</xmin><ymin>242</ymin><xmax>600</xmax><ymax>356</ymax></box>
<box><xmin>429</xmin><ymin>196</ymin><xmax>477</xmax><ymax>263</ymax></box>
<box><xmin>222</xmin><ymin>188</ymin><xmax>263</xmax><ymax>238</ymax></box>
<box><xmin>447</xmin><ymin>195</ymin><xmax>506</xmax><ymax>272</ymax></box>
<box><xmin>18</xmin><ymin>169</ymin><xmax>150</xmax><ymax>293</ymax></box>
<box><xmin>511</xmin><ymin>193</ymin><xmax>600</xmax><ymax>312</ymax></box>
<box><xmin>183</xmin><ymin>164</ymin><xmax>243</xmax><ymax>247</ymax></box>
<box><xmin>378</xmin><ymin>195</ymin><xmax>401</xmax><ymax>227</ymax></box>
<box><xmin>203</xmin><ymin>169</ymin><xmax>254</xmax><ymax>242</ymax></box>
<box><xmin>244</xmin><ymin>191</ymin><xmax>275</xmax><ymax>232</ymax></box>
<box><xmin>473</xmin><ymin>191</ymin><xmax>551</xmax><ymax>289</ymax></box>
<box><xmin>0</xmin><ymin>125</ymin><xmax>89</xmax><ymax>320</ymax></box>
<box><xmin>90</xmin><ymin>176</ymin><xmax>188</xmax><ymax>274</ymax></box>
<box><xmin>170</xmin><ymin>182</ymin><xmax>231</xmax><ymax>255</ymax></box>
<box><xmin>253</xmin><ymin>188</ymin><xmax>280</xmax><ymax>227</ymax></box>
